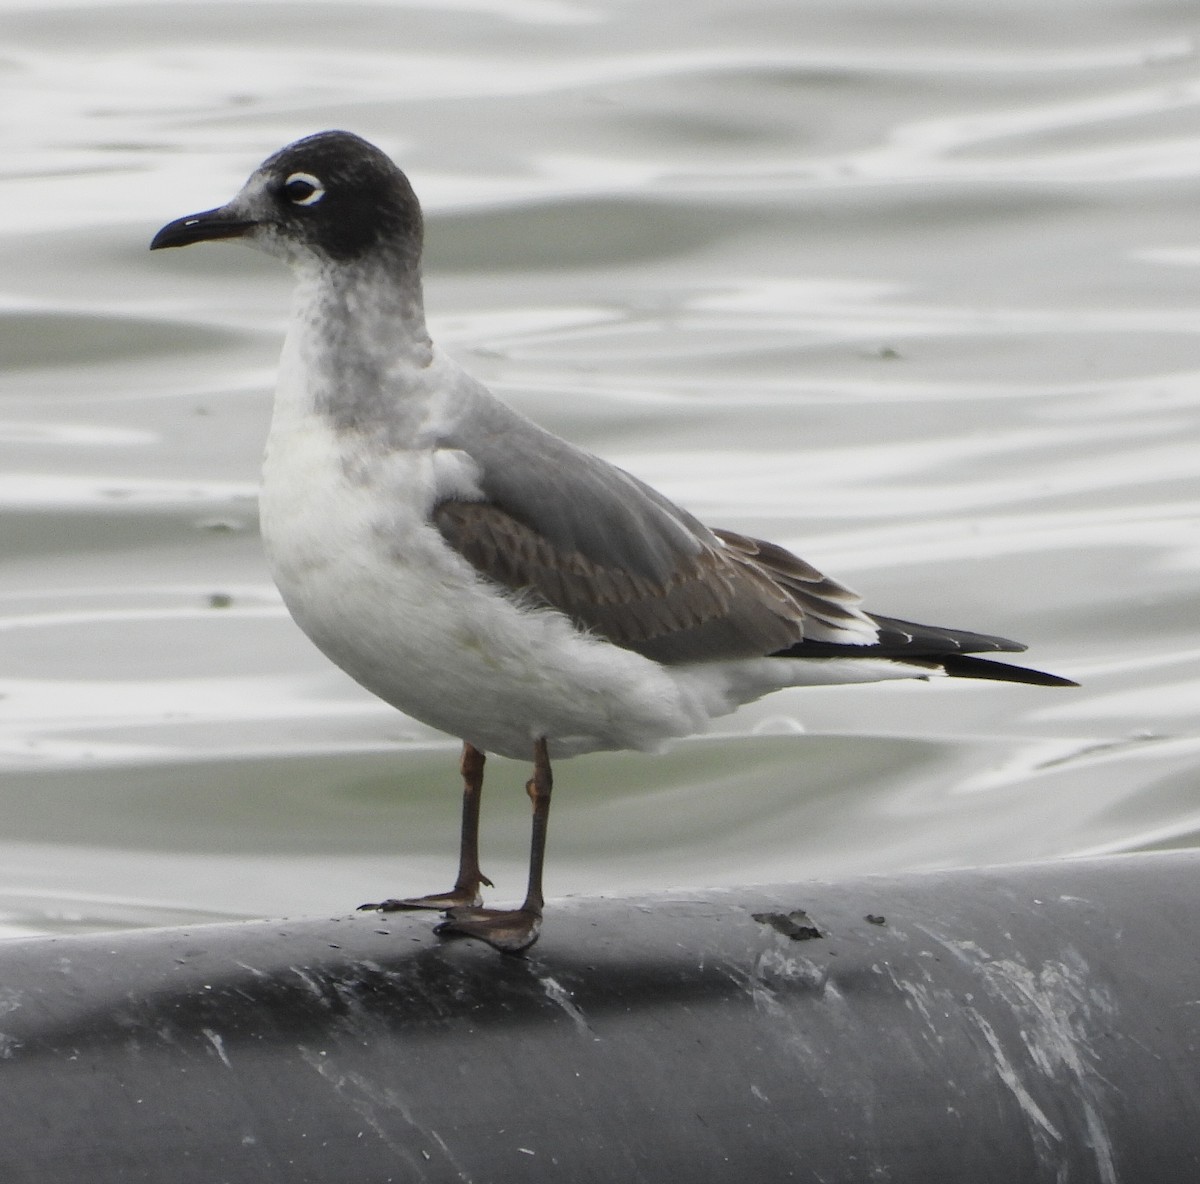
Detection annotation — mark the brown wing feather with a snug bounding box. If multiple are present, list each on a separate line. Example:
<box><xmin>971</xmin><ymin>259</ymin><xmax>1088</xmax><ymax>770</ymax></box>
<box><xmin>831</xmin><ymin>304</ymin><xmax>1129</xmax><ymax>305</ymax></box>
<box><xmin>433</xmin><ymin>501</ymin><xmax>870</xmax><ymax>663</ymax></box>
<box><xmin>711</xmin><ymin>529</ymin><xmax>870</xmax><ymax>640</ymax></box>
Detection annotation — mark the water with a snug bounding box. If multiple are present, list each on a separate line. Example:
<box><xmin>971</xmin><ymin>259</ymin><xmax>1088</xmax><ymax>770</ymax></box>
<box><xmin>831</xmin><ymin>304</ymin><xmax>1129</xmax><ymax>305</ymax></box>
<box><xmin>1</xmin><ymin>0</ymin><xmax>1198</xmax><ymax>938</ymax></box>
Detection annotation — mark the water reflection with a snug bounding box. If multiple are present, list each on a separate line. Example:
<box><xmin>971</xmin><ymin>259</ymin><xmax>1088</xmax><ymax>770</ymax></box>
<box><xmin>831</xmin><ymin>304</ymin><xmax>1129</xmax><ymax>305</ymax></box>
<box><xmin>1</xmin><ymin>0</ymin><xmax>1197</xmax><ymax>935</ymax></box>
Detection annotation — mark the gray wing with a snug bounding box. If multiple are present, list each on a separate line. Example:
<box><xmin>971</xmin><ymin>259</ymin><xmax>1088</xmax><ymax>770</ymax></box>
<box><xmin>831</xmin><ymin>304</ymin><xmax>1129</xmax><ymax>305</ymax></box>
<box><xmin>432</xmin><ymin>393</ymin><xmax>874</xmax><ymax>664</ymax></box>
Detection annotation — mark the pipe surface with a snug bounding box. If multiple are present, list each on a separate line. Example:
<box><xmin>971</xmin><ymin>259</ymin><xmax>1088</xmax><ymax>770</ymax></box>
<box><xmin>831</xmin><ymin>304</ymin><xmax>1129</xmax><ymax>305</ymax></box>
<box><xmin>1</xmin><ymin>851</ymin><xmax>1197</xmax><ymax>1182</ymax></box>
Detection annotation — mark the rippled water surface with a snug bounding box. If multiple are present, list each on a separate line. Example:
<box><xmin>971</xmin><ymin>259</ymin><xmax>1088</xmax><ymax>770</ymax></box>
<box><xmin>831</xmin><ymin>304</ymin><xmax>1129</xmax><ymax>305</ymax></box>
<box><xmin>2</xmin><ymin>0</ymin><xmax>1199</xmax><ymax>937</ymax></box>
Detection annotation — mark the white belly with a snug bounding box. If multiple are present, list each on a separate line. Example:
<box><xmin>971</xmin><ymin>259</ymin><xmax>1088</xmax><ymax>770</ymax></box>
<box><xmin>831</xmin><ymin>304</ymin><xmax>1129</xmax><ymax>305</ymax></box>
<box><xmin>258</xmin><ymin>416</ymin><xmax>715</xmax><ymax>760</ymax></box>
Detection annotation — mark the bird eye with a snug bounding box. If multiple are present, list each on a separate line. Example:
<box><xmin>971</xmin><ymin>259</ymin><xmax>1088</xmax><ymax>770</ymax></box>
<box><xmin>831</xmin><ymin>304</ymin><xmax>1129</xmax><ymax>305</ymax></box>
<box><xmin>283</xmin><ymin>172</ymin><xmax>324</xmax><ymax>206</ymax></box>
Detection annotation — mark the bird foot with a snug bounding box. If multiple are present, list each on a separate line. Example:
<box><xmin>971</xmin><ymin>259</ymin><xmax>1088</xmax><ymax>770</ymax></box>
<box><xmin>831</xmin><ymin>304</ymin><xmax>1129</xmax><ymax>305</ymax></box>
<box><xmin>358</xmin><ymin>885</ymin><xmax>485</xmax><ymax>913</ymax></box>
<box><xmin>435</xmin><ymin>906</ymin><xmax>542</xmax><ymax>955</ymax></box>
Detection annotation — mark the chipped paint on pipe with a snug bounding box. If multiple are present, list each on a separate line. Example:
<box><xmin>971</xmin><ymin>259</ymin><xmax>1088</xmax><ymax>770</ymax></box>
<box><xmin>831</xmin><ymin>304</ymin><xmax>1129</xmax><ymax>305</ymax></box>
<box><xmin>1</xmin><ymin>852</ymin><xmax>1199</xmax><ymax>1182</ymax></box>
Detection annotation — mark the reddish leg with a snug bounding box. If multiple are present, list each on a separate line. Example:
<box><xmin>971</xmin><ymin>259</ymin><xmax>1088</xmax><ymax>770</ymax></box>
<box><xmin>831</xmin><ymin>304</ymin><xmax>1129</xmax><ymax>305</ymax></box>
<box><xmin>436</xmin><ymin>737</ymin><xmax>552</xmax><ymax>954</ymax></box>
<box><xmin>360</xmin><ymin>741</ymin><xmax>494</xmax><ymax>913</ymax></box>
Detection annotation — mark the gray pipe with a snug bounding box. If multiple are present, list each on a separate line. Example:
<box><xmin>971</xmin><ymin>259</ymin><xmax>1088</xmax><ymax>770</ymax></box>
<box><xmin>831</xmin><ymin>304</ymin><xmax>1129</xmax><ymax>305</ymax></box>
<box><xmin>1</xmin><ymin>851</ymin><xmax>1197</xmax><ymax>1182</ymax></box>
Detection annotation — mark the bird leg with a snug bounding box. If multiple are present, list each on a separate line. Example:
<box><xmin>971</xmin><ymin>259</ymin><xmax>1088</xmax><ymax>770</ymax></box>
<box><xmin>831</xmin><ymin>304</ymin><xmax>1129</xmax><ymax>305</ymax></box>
<box><xmin>359</xmin><ymin>741</ymin><xmax>494</xmax><ymax>912</ymax></box>
<box><xmin>436</xmin><ymin>737</ymin><xmax>552</xmax><ymax>954</ymax></box>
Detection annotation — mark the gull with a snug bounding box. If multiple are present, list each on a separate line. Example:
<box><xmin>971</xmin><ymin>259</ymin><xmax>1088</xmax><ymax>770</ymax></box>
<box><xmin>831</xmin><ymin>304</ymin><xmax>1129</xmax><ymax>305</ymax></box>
<box><xmin>151</xmin><ymin>131</ymin><xmax>1074</xmax><ymax>954</ymax></box>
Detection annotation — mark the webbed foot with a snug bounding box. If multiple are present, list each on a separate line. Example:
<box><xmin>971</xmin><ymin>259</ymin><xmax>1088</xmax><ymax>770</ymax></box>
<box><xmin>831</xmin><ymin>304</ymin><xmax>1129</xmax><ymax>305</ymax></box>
<box><xmin>358</xmin><ymin>880</ymin><xmax>490</xmax><ymax>913</ymax></box>
<box><xmin>434</xmin><ymin>906</ymin><xmax>542</xmax><ymax>954</ymax></box>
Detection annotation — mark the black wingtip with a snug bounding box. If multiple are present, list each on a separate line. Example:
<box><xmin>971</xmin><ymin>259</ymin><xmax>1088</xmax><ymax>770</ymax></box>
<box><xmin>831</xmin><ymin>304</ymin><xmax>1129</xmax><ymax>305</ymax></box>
<box><xmin>939</xmin><ymin>653</ymin><xmax>1078</xmax><ymax>687</ymax></box>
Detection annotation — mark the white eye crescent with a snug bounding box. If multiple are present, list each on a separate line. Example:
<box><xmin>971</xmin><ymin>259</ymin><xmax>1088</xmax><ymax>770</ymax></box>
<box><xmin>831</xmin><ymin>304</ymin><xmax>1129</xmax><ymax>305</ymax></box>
<box><xmin>283</xmin><ymin>172</ymin><xmax>324</xmax><ymax>206</ymax></box>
